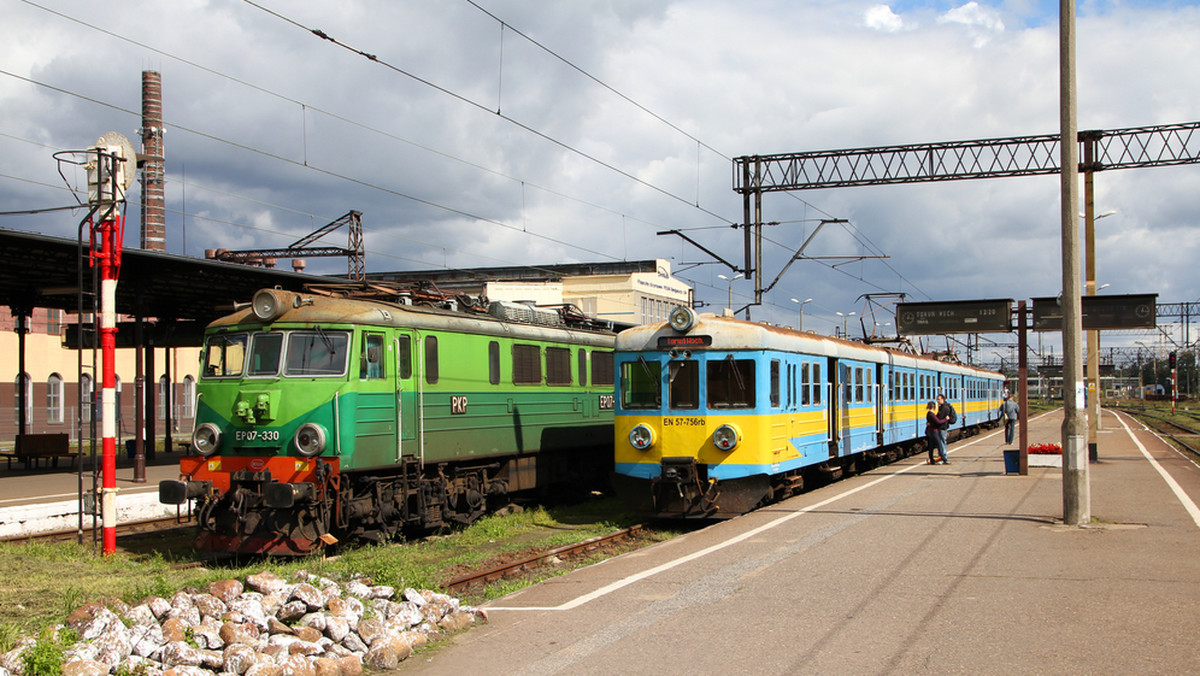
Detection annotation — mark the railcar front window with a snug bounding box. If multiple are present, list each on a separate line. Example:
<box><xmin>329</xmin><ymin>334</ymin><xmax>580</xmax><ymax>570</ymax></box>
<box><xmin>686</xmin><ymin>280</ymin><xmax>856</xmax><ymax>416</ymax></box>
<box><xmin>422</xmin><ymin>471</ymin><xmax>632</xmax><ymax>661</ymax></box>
<box><xmin>247</xmin><ymin>332</ymin><xmax>283</xmax><ymax>376</ymax></box>
<box><xmin>707</xmin><ymin>357</ymin><xmax>755</xmax><ymax>409</ymax></box>
<box><xmin>621</xmin><ymin>359</ymin><xmax>662</xmax><ymax>409</ymax></box>
<box><xmin>668</xmin><ymin>360</ymin><xmax>699</xmax><ymax>409</ymax></box>
<box><xmin>202</xmin><ymin>333</ymin><xmax>248</xmax><ymax>378</ymax></box>
<box><xmin>284</xmin><ymin>330</ymin><xmax>349</xmax><ymax>376</ymax></box>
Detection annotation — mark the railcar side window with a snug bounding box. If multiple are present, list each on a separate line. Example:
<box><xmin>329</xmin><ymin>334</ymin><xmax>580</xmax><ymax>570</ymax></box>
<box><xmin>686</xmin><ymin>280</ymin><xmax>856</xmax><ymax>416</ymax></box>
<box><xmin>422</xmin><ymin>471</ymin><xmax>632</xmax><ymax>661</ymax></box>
<box><xmin>707</xmin><ymin>357</ymin><xmax>755</xmax><ymax>409</ymax></box>
<box><xmin>489</xmin><ymin>341</ymin><xmax>501</xmax><ymax>385</ymax></box>
<box><xmin>546</xmin><ymin>347</ymin><xmax>571</xmax><ymax>386</ymax></box>
<box><xmin>668</xmin><ymin>360</ymin><xmax>699</xmax><ymax>409</ymax></box>
<box><xmin>801</xmin><ymin>362</ymin><xmax>811</xmax><ymax>406</ymax></box>
<box><xmin>202</xmin><ymin>333</ymin><xmax>247</xmax><ymax>378</ymax></box>
<box><xmin>621</xmin><ymin>359</ymin><xmax>661</xmax><ymax>409</ymax></box>
<box><xmin>246</xmin><ymin>332</ymin><xmax>282</xmax><ymax>377</ymax></box>
<box><xmin>398</xmin><ymin>336</ymin><xmax>413</xmax><ymax>379</ymax></box>
<box><xmin>592</xmin><ymin>350</ymin><xmax>614</xmax><ymax>386</ymax></box>
<box><xmin>812</xmin><ymin>363</ymin><xmax>823</xmax><ymax>405</ymax></box>
<box><xmin>770</xmin><ymin>360</ymin><xmax>781</xmax><ymax>408</ymax></box>
<box><xmin>425</xmin><ymin>336</ymin><xmax>439</xmax><ymax>384</ymax></box>
<box><xmin>513</xmin><ymin>344</ymin><xmax>542</xmax><ymax>385</ymax></box>
<box><xmin>284</xmin><ymin>330</ymin><xmax>349</xmax><ymax>376</ymax></box>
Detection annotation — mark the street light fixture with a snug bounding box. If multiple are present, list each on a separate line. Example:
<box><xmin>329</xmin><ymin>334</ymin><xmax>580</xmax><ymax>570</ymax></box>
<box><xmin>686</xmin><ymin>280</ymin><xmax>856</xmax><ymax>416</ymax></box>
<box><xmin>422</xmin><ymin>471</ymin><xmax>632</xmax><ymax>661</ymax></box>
<box><xmin>836</xmin><ymin>311</ymin><xmax>856</xmax><ymax>337</ymax></box>
<box><xmin>718</xmin><ymin>273</ymin><xmax>743</xmax><ymax>314</ymax></box>
<box><xmin>790</xmin><ymin>297</ymin><xmax>812</xmax><ymax>331</ymax></box>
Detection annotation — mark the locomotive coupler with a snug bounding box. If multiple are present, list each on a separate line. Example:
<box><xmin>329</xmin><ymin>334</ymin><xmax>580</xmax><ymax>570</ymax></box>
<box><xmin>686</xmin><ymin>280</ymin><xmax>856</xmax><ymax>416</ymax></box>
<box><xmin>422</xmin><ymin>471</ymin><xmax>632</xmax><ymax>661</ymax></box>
<box><xmin>158</xmin><ymin>479</ymin><xmax>212</xmax><ymax>505</ymax></box>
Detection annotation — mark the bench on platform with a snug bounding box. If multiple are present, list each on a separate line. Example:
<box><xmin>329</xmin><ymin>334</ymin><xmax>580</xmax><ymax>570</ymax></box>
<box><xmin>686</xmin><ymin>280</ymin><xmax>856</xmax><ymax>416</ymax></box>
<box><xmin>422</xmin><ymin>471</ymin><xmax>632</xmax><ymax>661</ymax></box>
<box><xmin>13</xmin><ymin>433</ymin><xmax>77</xmax><ymax>470</ymax></box>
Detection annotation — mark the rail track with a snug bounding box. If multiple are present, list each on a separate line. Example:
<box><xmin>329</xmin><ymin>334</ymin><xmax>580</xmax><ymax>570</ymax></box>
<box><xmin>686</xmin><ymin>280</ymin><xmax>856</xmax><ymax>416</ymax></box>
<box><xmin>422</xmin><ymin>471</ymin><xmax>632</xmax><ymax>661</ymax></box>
<box><xmin>444</xmin><ymin>524</ymin><xmax>647</xmax><ymax>594</ymax></box>
<box><xmin>1114</xmin><ymin>406</ymin><xmax>1200</xmax><ymax>457</ymax></box>
<box><xmin>0</xmin><ymin>514</ymin><xmax>192</xmax><ymax>546</ymax></box>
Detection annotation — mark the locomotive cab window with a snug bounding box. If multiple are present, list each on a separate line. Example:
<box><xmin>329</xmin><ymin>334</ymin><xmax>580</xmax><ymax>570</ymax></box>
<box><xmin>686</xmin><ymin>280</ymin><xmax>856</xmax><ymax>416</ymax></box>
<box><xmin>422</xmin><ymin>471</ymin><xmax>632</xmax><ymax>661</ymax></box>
<box><xmin>708</xmin><ymin>357</ymin><xmax>755</xmax><ymax>409</ymax></box>
<box><xmin>621</xmin><ymin>359</ymin><xmax>661</xmax><ymax>409</ymax></box>
<box><xmin>246</xmin><ymin>332</ymin><xmax>282</xmax><ymax>377</ymax></box>
<box><xmin>360</xmin><ymin>333</ymin><xmax>384</xmax><ymax>380</ymax></box>
<box><xmin>284</xmin><ymin>329</ymin><xmax>350</xmax><ymax>377</ymax></box>
<box><xmin>425</xmin><ymin>336</ymin><xmax>439</xmax><ymax>384</ymax></box>
<box><xmin>202</xmin><ymin>332</ymin><xmax>247</xmax><ymax>378</ymax></box>
<box><xmin>770</xmin><ymin>360</ymin><xmax>781</xmax><ymax>408</ymax></box>
<box><xmin>668</xmin><ymin>360</ymin><xmax>699</xmax><ymax>410</ymax></box>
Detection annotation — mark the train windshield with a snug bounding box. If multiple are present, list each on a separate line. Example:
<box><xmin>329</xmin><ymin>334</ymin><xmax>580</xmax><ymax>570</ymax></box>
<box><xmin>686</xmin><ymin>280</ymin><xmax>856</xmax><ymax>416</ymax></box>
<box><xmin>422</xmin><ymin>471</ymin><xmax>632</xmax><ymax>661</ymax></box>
<box><xmin>621</xmin><ymin>358</ymin><xmax>662</xmax><ymax>409</ymax></box>
<box><xmin>201</xmin><ymin>333</ymin><xmax>247</xmax><ymax>378</ymax></box>
<box><xmin>708</xmin><ymin>357</ymin><xmax>756</xmax><ymax>408</ymax></box>
<box><xmin>284</xmin><ymin>329</ymin><xmax>350</xmax><ymax>376</ymax></box>
<box><xmin>246</xmin><ymin>332</ymin><xmax>283</xmax><ymax>376</ymax></box>
<box><xmin>668</xmin><ymin>360</ymin><xmax>699</xmax><ymax>409</ymax></box>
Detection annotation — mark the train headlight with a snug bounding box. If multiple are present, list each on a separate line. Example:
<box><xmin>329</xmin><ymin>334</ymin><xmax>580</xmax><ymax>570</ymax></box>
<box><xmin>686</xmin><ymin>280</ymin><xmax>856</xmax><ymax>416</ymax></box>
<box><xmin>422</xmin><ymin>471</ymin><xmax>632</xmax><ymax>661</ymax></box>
<box><xmin>668</xmin><ymin>306</ymin><xmax>696</xmax><ymax>333</ymax></box>
<box><xmin>293</xmin><ymin>423</ymin><xmax>327</xmax><ymax>457</ymax></box>
<box><xmin>628</xmin><ymin>424</ymin><xmax>656</xmax><ymax>450</ymax></box>
<box><xmin>192</xmin><ymin>423</ymin><xmax>222</xmax><ymax>457</ymax></box>
<box><xmin>252</xmin><ymin>288</ymin><xmax>289</xmax><ymax>321</ymax></box>
<box><xmin>712</xmin><ymin>424</ymin><xmax>741</xmax><ymax>451</ymax></box>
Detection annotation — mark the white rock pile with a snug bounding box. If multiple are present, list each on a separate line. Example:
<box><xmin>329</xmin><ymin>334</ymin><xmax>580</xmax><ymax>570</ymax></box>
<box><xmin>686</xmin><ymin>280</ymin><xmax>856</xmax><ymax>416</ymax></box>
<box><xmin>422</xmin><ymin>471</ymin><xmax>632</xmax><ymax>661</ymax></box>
<box><xmin>0</xmin><ymin>570</ymin><xmax>486</xmax><ymax>676</ymax></box>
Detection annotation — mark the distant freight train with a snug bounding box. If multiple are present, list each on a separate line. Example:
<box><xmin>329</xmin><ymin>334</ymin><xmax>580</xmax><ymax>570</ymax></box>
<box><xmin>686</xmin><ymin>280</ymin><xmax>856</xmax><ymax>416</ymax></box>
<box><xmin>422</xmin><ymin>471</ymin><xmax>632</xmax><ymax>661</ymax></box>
<box><xmin>612</xmin><ymin>307</ymin><xmax>1004</xmax><ymax>517</ymax></box>
<box><xmin>160</xmin><ymin>284</ymin><xmax>616</xmax><ymax>555</ymax></box>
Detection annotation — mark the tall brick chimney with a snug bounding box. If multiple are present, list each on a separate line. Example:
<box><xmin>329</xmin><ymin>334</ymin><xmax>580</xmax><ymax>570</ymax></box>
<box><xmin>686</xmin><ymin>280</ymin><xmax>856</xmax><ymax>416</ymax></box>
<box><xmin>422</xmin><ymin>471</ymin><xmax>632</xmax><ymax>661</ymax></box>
<box><xmin>139</xmin><ymin>70</ymin><xmax>165</xmax><ymax>251</ymax></box>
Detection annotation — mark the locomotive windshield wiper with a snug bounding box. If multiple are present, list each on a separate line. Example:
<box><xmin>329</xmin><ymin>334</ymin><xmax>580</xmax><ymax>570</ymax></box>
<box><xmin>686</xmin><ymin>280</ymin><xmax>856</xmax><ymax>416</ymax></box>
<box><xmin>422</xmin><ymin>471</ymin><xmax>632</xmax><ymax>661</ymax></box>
<box><xmin>637</xmin><ymin>355</ymin><xmax>656</xmax><ymax>380</ymax></box>
<box><xmin>725</xmin><ymin>354</ymin><xmax>746</xmax><ymax>393</ymax></box>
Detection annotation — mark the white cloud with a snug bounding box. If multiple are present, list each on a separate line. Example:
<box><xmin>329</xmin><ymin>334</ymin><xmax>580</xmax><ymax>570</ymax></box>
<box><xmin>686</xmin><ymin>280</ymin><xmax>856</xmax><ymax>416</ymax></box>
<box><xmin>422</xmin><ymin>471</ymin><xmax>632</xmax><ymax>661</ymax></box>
<box><xmin>864</xmin><ymin>4</ymin><xmax>912</xmax><ymax>32</ymax></box>
<box><xmin>938</xmin><ymin>1</ymin><xmax>1006</xmax><ymax>47</ymax></box>
<box><xmin>1</xmin><ymin>0</ymin><xmax>1198</xmax><ymax>360</ymax></box>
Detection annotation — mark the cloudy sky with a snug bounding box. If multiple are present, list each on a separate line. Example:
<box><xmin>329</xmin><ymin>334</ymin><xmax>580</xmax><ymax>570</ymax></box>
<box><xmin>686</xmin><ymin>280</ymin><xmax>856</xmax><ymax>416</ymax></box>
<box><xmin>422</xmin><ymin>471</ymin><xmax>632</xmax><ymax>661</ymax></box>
<box><xmin>2</xmin><ymin>0</ymin><xmax>1199</xmax><ymax>364</ymax></box>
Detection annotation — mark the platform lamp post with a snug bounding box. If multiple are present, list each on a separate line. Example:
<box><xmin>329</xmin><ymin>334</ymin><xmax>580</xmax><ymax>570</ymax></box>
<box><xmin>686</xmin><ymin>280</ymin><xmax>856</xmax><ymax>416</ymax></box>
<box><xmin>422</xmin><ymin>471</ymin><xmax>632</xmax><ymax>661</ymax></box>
<box><xmin>718</xmin><ymin>273</ymin><xmax>743</xmax><ymax>315</ymax></box>
<box><xmin>790</xmin><ymin>297</ymin><xmax>812</xmax><ymax>331</ymax></box>
<box><xmin>836</xmin><ymin>311</ymin><xmax>856</xmax><ymax>338</ymax></box>
<box><xmin>1083</xmin><ymin>207</ymin><xmax>1115</xmax><ymax>463</ymax></box>
<box><xmin>87</xmin><ymin>133</ymin><xmax>136</xmax><ymax>556</ymax></box>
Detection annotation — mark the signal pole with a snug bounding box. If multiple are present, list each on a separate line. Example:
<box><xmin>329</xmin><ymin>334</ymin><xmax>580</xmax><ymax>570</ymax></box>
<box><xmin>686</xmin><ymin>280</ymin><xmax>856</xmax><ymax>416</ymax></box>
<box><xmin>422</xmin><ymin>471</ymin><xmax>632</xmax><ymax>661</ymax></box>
<box><xmin>87</xmin><ymin>133</ymin><xmax>135</xmax><ymax>555</ymax></box>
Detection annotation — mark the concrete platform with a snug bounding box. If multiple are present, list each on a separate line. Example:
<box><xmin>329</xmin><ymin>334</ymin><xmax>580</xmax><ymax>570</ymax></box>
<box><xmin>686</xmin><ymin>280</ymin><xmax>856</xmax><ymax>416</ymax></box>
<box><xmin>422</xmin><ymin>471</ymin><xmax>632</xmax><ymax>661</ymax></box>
<box><xmin>0</xmin><ymin>446</ymin><xmax>187</xmax><ymax>538</ymax></box>
<box><xmin>397</xmin><ymin>408</ymin><xmax>1200</xmax><ymax>674</ymax></box>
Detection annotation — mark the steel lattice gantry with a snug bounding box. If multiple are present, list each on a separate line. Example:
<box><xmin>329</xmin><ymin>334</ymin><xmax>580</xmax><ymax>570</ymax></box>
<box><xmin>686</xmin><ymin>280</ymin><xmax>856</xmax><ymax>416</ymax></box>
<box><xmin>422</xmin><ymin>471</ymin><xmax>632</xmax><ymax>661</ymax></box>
<box><xmin>730</xmin><ymin>121</ymin><xmax>1200</xmax><ymax>304</ymax></box>
<box><xmin>733</xmin><ymin>122</ymin><xmax>1200</xmax><ymax>193</ymax></box>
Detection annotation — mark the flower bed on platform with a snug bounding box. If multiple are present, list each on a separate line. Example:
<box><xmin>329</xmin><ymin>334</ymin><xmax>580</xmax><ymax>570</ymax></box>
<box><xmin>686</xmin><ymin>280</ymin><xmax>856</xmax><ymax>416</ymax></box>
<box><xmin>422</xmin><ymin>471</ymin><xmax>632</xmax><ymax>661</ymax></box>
<box><xmin>1028</xmin><ymin>443</ymin><xmax>1062</xmax><ymax>455</ymax></box>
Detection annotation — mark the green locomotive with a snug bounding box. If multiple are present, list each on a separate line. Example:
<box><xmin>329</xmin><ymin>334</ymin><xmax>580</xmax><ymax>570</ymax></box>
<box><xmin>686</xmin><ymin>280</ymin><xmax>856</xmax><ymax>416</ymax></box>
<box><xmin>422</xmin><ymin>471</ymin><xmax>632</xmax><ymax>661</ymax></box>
<box><xmin>159</xmin><ymin>284</ymin><xmax>616</xmax><ymax>555</ymax></box>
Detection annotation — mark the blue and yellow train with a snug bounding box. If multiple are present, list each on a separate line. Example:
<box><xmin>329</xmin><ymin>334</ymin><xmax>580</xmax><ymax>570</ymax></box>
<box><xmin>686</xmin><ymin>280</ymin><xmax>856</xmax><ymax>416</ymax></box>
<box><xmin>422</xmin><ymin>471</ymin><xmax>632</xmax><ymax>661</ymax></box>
<box><xmin>612</xmin><ymin>307</ymin><xmax>1005</xmax><ymax>517</ymax></box>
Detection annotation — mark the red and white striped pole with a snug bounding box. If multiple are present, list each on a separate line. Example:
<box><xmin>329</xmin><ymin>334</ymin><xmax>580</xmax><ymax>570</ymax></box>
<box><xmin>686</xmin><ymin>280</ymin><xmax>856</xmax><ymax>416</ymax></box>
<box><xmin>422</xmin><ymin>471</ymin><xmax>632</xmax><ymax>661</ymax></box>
<box><xmin>98</xmin><ymin>211</ymin><xmax>121</xmax><ymax>555</ymax></box>
<box><xmin>88</xmin><ymin>134</ymin><xmax>132</xmax><ymax>556</ymax></box>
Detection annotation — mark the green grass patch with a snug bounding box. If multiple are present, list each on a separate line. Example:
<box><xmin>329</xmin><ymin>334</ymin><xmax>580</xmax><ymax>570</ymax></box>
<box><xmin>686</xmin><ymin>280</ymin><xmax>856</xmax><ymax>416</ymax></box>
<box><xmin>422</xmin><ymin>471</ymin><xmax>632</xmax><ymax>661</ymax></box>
<box><xmin>0</xmin><ymin>496</ymin><xmax>653</xmax><ymax>653</ymax></box>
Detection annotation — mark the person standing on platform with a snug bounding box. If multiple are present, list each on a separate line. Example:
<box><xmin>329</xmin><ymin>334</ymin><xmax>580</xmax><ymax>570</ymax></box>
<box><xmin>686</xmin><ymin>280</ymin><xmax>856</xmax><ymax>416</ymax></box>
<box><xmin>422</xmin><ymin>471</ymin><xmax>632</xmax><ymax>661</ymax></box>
<box><xmin>935</xmin><ymin>393</ymin><xmax>955</xmax><ymax>464</ymax></box>
<box><xmin>925</xmin><ymin>401</ymin><xmax>948</xmax><ymax>464</ymax></box>
<box><xmin>999</xmin><ymin>394</ymin><xmax>1020</xmax><ymax>445</ymax></box>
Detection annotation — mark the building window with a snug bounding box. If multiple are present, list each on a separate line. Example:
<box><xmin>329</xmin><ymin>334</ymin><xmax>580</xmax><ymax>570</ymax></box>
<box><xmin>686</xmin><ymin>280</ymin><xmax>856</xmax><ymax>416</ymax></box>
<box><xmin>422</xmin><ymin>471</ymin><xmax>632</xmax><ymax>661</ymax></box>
<box><xmin>158</xmin><ymin>375</ymin><xmax>170</xmax><ymax>420</ymax></box>
<box><xmin>13</xmin><ymin>372</ymin><xmax>31</xmax><ymax>424</ymax></box>
<box><xmin>80</xmin><ymin>373</ymin><xmax>93</xmax><ymax>423</ymax></box>
<box><xmin>46</xmin><ymin>309</ymin><xmax>64</xmax><ymax>335</ymax></box>
<box><xmin>181</xmin><ymin>376</ymin><xmax>195</xmax><ymax>417</ymax></box>
<box><xmin>47</xmin><ymin>373</ymin><xmax>64</xmax><ymax>424</ymax></box>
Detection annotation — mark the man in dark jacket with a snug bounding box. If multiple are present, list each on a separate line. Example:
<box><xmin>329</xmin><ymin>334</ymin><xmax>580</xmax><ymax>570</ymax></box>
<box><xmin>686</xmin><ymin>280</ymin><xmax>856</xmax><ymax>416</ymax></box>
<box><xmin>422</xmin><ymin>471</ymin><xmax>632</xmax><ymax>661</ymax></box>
<box><xmin>999</xmin><ymin>395</ymin><xmax>1020</xmax><ymax>445</ymax></box>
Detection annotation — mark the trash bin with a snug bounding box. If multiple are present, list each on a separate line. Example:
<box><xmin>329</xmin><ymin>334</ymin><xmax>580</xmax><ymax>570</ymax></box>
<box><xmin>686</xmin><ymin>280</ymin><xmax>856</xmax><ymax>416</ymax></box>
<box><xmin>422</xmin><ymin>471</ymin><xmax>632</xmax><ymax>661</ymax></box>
<box><xmin>1003</xmin><ymin>449</ymin><xmax>1020</xmax><ymax>474</ymax></box>
<box><xmin>125</xmin><ymin>438</ymin><xmax>136</xmax><ymax>459</ymax></box>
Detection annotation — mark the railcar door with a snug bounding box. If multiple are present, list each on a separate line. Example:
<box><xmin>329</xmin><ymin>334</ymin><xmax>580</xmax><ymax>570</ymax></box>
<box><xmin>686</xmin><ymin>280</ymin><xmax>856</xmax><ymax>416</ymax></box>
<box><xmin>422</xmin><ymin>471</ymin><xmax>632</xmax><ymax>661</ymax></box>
<box><xmin>351</xmin><ymin>331</ymin><xmax>400</xmax><ymax>468</ymax></box>
<box><xmin>395</xmin><ymin>332</ymin><xmax>419</xmax><ymax>461</ymax></box>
